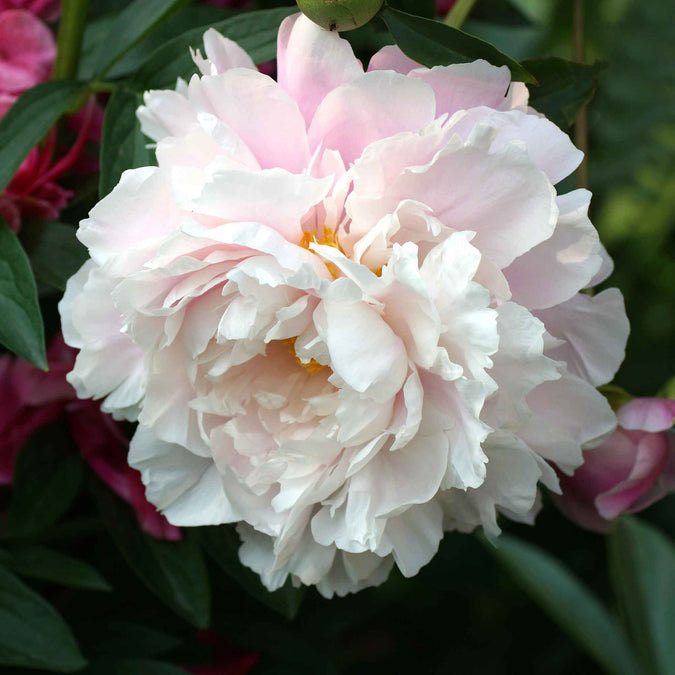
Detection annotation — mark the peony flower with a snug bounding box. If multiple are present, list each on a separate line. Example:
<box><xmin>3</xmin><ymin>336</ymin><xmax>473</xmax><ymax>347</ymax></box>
<box><xmin>553</xmin><ymin>397</ymin><xmax>675</xmax><ymax>532</ymax></box>
<box><xmin>0</xmin><ymin>10</ymin><xmax>55</xmax><ymax>94</ymax></box>
<box><xmin>60</xmin><ymin>14</ymin><xmax>628</xmax><ymax>596</ymax></box>
<box><xmin>0</xmin><ymin>336</ymin><xmax>180</xmax><ymax>540</ymax></box>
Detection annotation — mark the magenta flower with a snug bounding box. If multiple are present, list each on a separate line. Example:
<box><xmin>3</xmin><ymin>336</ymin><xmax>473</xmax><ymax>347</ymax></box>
<box><xmin>0</xmin><ymin>98</ymin><xmax>100</xmax><ymax>232</ymax></box>
<box><xmin>0</xmin><ymin>0</ymin><xmax>60</xmax><ymax>21</ymax></box>
<box><xmin>0</xmin><ymin>335</ymin><xmax>181</xmax><ymax>540</ymax></box>
<box><xmin>554</xmin><ymin>397</ymin><xmax>675</xmax><ymax>532</ymax></box>
<box><xmin>0</xmin><ymin>10</ymin><xmax>55</xmax><ymax>94</ymax></box>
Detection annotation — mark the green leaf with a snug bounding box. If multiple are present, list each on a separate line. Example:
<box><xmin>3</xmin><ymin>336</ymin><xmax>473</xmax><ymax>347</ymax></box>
<box><xmin>131</xmin><ymin>7</ymin><xmax>296</xmax><ymax>90</ymax></box>
<box><xmin>0</xmin><ymin>546</ymin><xmax>111</xmax><ymax>592</ymax></box>
<box><xmin>79</xmin><ymin>6</ymin><xmax>233</xmax><ymax>81</ymax></box>
<box><xmin>609</xmin><ymin>517</ymin><xmax>675</xmax><ymax>675</ymax></box>
<box><xmin>523</xmin><ymin>57</ymin><xmax>606</xmax><ymax>128</ymax></box>
<box><xmin>92</xmin><ymin>0</ymin><xmax>188</xmax><ymax>77</ymax></box>
<box><xmin>8</xmin><ymin>426</ymin><xmax>83</xmax><ymax>538</ymax></box>
<box><xmin>90</xmin><ymin>479</ymin><xmax>210</xmax><ymax>628</ymax></box>
<box><xmin>78</xmin><ymin>621</ymin><xmax>181</xmax><ymax>659</ymax></box>
<box><xmin>99</xmin><ymin>88</ymin><xmax>154</xmax><ymax>199</ymax></box>
<box><xmin>197</xmin><ymin>525</ymin><xmax>304</xmax><ymax>620</ymax></box>
<box><xmin>380</xmin><ymin>7</ymin><xmax>535</xmax><ymax>83</ymax></box>
<box><xmin>0</xmin><ymin>566</ymin><xmax>87</xmax><ymax>671</ymax></box>
<box><xmin>0</xmin><ymin>80</ymin><xmax>88</xmax><ymax>193</ymax></box>
<box><xmin>21</xmin><ymin>221</ymin><xmax>88</xmax><ymax>292</ymax></box>
<box><xmin>491</xmin><ymin>535</ymin><xmax>641</xmax><ymax>675</ymax></box>
<box><xmin>81</xmin><ymin>658</ymin><xmax>186</xmax><ymax>675</ymax></box>
<box><xmin>0</xmin><ymin>221</ymin><xmax>46</xmax><ymax>369</ymax></box>
<box><xmin>386</xmin><ymin>0</ymin><xmax>436</xmax><ymax>19</ymax></box>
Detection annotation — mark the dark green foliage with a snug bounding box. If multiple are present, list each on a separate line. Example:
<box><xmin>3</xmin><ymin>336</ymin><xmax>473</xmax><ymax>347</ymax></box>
<box><xmin>0</xmin><ymin>222</ymin><xmax>47</xmax><ymax>368</ymax></box>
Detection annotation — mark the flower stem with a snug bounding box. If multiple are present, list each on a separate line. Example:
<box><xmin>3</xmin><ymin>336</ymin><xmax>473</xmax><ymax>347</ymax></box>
<box><xmin>52</xmin><ymin>0</ymin><xmax>90</xmax><ymax>81</ymax></box>
<box><xmin>445</xmin><ymin>0</ymin><xmax>477</xmax><ymax>29</ymax></box>
<box><xmin>574</xmin><ymin>0</ymin><xmax>589</xmax><ymax>189</ymax></box>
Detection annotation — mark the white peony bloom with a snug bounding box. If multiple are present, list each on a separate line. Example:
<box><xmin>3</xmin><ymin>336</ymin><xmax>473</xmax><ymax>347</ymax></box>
<box><xmin>59</xmin><ymin>14</ymin><xmax>629</xmax><ymax>597</ymax></box>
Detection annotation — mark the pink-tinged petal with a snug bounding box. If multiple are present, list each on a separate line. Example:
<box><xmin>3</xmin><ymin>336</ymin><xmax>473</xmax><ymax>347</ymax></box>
<box><xmin>536</xmin><ymin>288</ymin><xmax>629</xmax><ymax>387</ymax></box>
<box><xmin>410</xmin><ymin>61</ymin><xmax>511</xmax><ymax>117</ymax></box>
<box><xmin>129</xmin><ymin>425</ymin><xmax>241</xmax><ymax>526</ymax></box>
<box><xmin>192</xmin><ymin>28</ymin><xmax>255</xmax><ymax>76</ymax></box>
<box><xmin>595</xmin><ymin>432</ymin><xmax>670</xmax><ymax>520</ymax></box>
<box><xmin>367</xmin><ymin>44</ymin><xmax>421</xmax><ymax>75</ymax></box>
<box><xmin>448</xmin><ymin>107</ymin><xmax>583</xmax><ymax>184</ymax></box>
<box><xmin>354</xmin><ymin>136</ymin><xmax>557</xmax><ymax>268</ymax></box>
<box><xmin>78</xmin><ymin>167</ymin><xmax>182</xmax><ymax>270</ymax></box>
<box><xmin>586</xmin><ymin>243</ymin><xmax>614</xmax><ymax>286</ymax></box>
<box><xmin>519</xmin><ymin>371</ymin><xmax>617</xmax><ymax>474</ymax></box>
<box><xmin>182</xmin><ymin>168</ymin><xmax>331</xmax><ymax>242</ymax></box>
<box><xmin>277</xmin><ymin>13</ymin><xmax>363</xmax><ymax>125</ymax></box>
<box><xmin>618</xmin><ymin>398</ymin><xmax>675</xmax><ymax>433</ymax></box>
<box><xmin>137</xmin><ymin>90</ymin><xmax>200</xmax><ymax>143</ymax></box>
<box><xmin>0</xmin><ymin>10</ymin><xmax>55</xmax><ymax>93</ymax></box>
<box><xmin>308</xmin><ymin>71</ymin><xmax>436</xmax><ymax>166</ymax></box>
<box><xmin>504</xmin><ymin>190</ymin><xmax>603</xmax><ymax>310</ymax></box>
<box><xmin>189</xmin><ymin>69</ymin><xmax>310</xmax><ymax>173</ymax></box>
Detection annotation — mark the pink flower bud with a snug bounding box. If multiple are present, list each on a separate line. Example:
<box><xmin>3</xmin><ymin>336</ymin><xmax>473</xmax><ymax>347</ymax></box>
<box><xmin>553</xmin><ymin>397</ymin><xmax>675</xmax><ymax>532</ymax></box>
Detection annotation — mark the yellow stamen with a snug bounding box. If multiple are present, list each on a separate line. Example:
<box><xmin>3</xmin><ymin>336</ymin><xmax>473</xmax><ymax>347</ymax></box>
<box><xmin>300</xmin><ymin>227</ymin><xmax>344</xmax><ymax>279</ymax></box>
<box><xmin>283</xmin><ymin>337</ymin><xmax>325</xmax><ymax>375</ymax></box>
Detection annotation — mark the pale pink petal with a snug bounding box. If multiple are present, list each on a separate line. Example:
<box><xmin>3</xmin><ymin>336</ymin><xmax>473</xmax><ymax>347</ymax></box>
<box><xmin>447</xmin><ymin>107</ymin><xmax>583</xmax><ymax>184</ymax></box>
<box><xmin>189</xmin><ymin>69</ymin><xmax>310</xmax><ymax>172</ymax></box>
<box><xmin>192</xmin><ymin>28</ymin><xmax>255</xmax><ymax>75</ymax></box>
<box><xmin>519</xmin><ymin>371</ymin><xmax>617</xmax><ymax>473</ymax></box>
<box><xmin>410</xmin><ymin>61</ymin><xmax>511</xmax><ymax>117</ymax></box>
<box><xmin>367</xmin><ymin>44</ymin><xmax>421</xmax><ymax>75</ymax></box>
<box><xmin>308</xmin><ymin>71</ymin><xmax>436</xmax><ymax>166</ymax></box>
<box><xmin>277</xmin><ymin>13</ymin><xmax>363</xmax><ymax>125</ymax></box>
<box><xmin>536</xmin><ymin>289</ymin><xmax>629</xmax><ymax>387</ymax></box>
<box><xmin>617</xmin><ymin>398</ymin><xmax>675</xmax><ymax>433</ymax></box>
<box><xmin>504</xmin><ymin>190</ymin><xmax>604</xmax><ymax>310</ymax></box>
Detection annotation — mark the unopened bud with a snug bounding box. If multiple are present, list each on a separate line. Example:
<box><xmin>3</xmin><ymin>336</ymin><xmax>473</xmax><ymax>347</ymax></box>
<box><xmin>296</xmin><ymin>0</ymin><xmax>383</xmax><ymax>32</ymax></box>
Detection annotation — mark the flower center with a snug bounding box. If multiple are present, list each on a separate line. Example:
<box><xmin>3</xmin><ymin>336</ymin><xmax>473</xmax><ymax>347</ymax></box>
<box><xmin>300</xmin><ymin>227</ymin><xmax>343</xmax><ymax>278</ymax></box>
<box><xmin>283</xmin><ymin>337</ymin><xmax>325</xmax><ymax>376</ymax></box>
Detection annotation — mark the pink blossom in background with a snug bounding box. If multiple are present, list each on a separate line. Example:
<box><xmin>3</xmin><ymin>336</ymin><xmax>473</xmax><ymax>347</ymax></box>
<box><xmin>0</xmin><ymin>337</ymin><xmax>73</xmax><ymax>483</ymax></box>
<box><xmin>436</xmin><ymin>0</ymin><xmax>457</xmax><ymax>12</ymax></box>
<box><xmin>68</xmin><ymin>399</ymin><xmax>182</xmax><ymax>541</ymax></box>
<box><xmin>0</xmin><ymin>336</ymin><xmax>180</xmax><ymax>540</ymax></box>
<box><xmin>0</xmin><ymin>0</ymin><xmax>60</xmax><ymax>21</ymax></box>
<box><xmin>554</xmin><ymin>397</ymin><xmax>675</xmax><ymax>532</ymax></box>
<box><xmin>185</xmin><ymin>631</ymin><xmax>259</xmax><ymax>675</ymax></box>
<box><xmin>0</xmin><ymin>98</ymin><xmax>100</xmax><ymax>232</ymax></box>
<box><xmin>0</xmin><ymin>10</ymin><xmax>55</xmax><ymax>93</ymax></box>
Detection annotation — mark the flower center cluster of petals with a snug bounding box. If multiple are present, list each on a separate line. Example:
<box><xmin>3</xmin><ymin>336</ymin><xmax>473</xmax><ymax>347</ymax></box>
<box><xmin>60</xmin><ymin>14</ymin><xmax>629</xmax><ymax>597</ymax></box>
